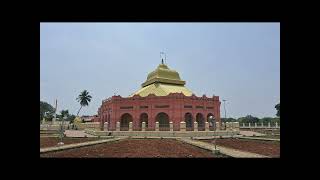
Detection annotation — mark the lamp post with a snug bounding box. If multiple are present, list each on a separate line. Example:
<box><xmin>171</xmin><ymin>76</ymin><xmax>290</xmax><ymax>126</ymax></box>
<box><xmin>58</xmin><ymin>115</ymin><xmax>67</xmax><ymax>146</ymax></box>
<box><xmin>223</xmin><ymin>99</ymin><xmax>227</xmax><ymax>119</ymax></box>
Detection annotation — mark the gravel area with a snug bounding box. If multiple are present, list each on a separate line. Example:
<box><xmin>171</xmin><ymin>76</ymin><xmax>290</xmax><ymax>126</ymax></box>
<box><xmin>40</xmin><ymin>139</ymin><xmax>229</xmax><ymax>158</ymax></box>
<box><xmin>201</xmin><ymin>138</ymin><xmax>280</xmax><ymax>157</ymax></box>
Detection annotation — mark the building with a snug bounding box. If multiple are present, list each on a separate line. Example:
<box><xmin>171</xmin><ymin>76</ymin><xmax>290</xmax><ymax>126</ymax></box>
<box><xmin>97</xmin><ymin>60</ymin><xmax>221</xmax><ymax>131</ymax></box>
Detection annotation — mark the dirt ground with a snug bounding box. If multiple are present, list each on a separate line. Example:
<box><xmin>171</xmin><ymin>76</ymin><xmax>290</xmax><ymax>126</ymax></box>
<box><xmin>201</xmin><ymin>138</ymin><xmax>280</xmax><ymax>157</ymax></box>
<box><xmin>40</xmin><ymin>139</ymin><xmax>229</xmax><ymax>158</ymax></box>
<box><xmin>40</xmin><ymin>137</ymin><xmax>100</xmax><ymax>148</ymax></box>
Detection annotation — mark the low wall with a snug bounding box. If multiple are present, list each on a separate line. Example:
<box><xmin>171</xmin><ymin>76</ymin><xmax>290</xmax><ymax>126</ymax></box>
<box><xmin>85</xmin><ymin>129</ymin><xmax>240</xmax><ymax>137</ymax></box>
<box><xmin>75</xmin><ymin>122</ymin><xmax>100</xmax><ymax>130</ymax></box>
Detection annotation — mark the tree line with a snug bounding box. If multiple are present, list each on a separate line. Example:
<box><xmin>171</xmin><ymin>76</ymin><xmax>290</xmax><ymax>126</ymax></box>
<box><xmin>40</xmin><ymin>90</ymin><xmax>92</xmax><ymax>123</ymax></box>
<box><xmin>221</xmin><ymin>102</ymin><xmax>280</xmax><ymax>124</ymax></box>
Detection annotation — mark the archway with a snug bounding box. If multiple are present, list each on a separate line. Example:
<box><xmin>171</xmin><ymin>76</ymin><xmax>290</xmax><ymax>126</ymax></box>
<box><xmin>156</xmin><ymin>112</ymin><xmax>170</xmax><ymax>131</ymax></box>
<box><xmin>207</xmin><ymin>113</ymin><xmax>215</xmax><ymax>131</ymax></box>
<box><xmin>139</xmin><ymin>113</ymin><xmax>148</xmax><ymax>130</ymax></box>
<box><xmin>120</xmin><ymin>113</ymin><xmax>133</xmax><ymax>131</ymax></box>
<box><xmin>196</xmin><ymin>113</ymin><xmax>205</xmax><ymax>131</ymax></box>
<box><xmin>185</xmin><ymin>113</ymin><xmax>193</xmax><ymax>131</ymax></box>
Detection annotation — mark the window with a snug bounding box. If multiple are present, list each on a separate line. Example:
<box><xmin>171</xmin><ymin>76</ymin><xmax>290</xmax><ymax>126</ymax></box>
<box><xmin>184</xmin><ymin>105</ymin><xmax>192</xmax><ymax>108</ymax></box>
<box><xmin>155</xmin><ymin>105</ymin><xmax>170</xmax><ymax>108</ymax></box>
<box><xmin>120</xmin><ymin>106</ymin><xmax>133</xmax><ymax>109</ymax></box>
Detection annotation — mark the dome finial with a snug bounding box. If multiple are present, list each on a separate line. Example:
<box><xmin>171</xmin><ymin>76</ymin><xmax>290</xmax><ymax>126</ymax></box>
<box><xmin>160</xmin><ymin>52</ymin><xmax>166</xmax><ymax>64</ymax></box>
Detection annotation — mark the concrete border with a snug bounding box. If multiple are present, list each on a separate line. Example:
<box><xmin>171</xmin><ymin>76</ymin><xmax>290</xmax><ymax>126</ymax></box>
<box><xmin>40</xmin><ymin>137</ymin><xmax>127</xmax><ymax>154</ymax></box>
<box><xmin>237</xmin><ymin>136</ymin><xmax>280</xmax><ymax>142</ymax></box>
<box><xmin>177</xmin><ymin>138</ymin><xmax>270</xmax><ymax>158</ymax></box>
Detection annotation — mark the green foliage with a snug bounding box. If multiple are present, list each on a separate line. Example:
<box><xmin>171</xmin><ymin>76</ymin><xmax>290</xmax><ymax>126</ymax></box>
<box><xmin>221</xmin><ymin>118</ymin><xmax>237</xmax><ymax>122</ymax></box>
<box><xmin>76</xmin><ymin>90</ymin><xmax>92</xmax><ymax>116</ymax></box>
<box><xmin>56</xmin><ymin>109</ymin><xmax>76</xmax><ymax>123</ymax></box>
<box><xmin>40</xmin><ymin>101</ymin><xmax>55</xmax><ymax>121</ymax></box>
<box><xmin>275</xmin><ymin>103</ymin><xmax>280</xmax><ymax>117</ymax></box>
<box><xmin>237</xmin><ymin>115</ymin><xmax>260</xmax><ymax>124</ymax></box>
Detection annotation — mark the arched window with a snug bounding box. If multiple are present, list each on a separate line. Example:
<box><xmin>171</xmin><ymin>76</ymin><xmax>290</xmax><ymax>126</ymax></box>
<box><xmin>185</xmin><ymin>113</ymin><xmax>193</xmax><ymax>131</ymax></box>
<box><xmin>196</xmin><ymin>113</ymin><xmax>205</xmax><ymax>131</ymax></box>
<box><xmin>120</xmin><ymin>113</ymin><xmax>133</xmax><ymax>131</ymax></box>
<box><xmin>156</xmin><ymin>112</ymin><xmax>170</xmax><ymax>131</ymax></box>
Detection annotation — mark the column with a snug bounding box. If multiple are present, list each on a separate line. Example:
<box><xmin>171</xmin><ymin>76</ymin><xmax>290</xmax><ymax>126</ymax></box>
<box><xmin>254</xmin><ymin>123</ymin><xmax>257</xmax><ymax>128</ymax></box>
<box><xmin>104</xmin><ymin>122</ymin><xmax>108</xmax><ymax>131</ymax></box>
<box><xmin>142</xmin><ymin>122</ymin><xmax>146</xmax><ymax>131</ymax></box>
<box><xmin>215</xmin><ymin>122</ymin><xmax>220</xmax><ymax>131</ymax></box>
<box><xmin>248</xmin><ymin>122</ymin><xmax>251</xmax><ymax>128</ymax></box>
<box><xmin>194</xmin><ymin>122</ymin><xmax>198</xmax><ymax>131</ymax></box>
<box><xmin>261</xmin><ymin>122</ymin><xmax>264</xmax><ymax>127</ymax></box>
<box><xmin>205</xmin><ymin>122</ymin><xmax>209</xmax><ymax>131</ymax></box>
<box><xmin>268</xmin><ymin>122</ymin><xmax>271</xmax><ymax>128</ymax></box>
<box><xmin>129</xmin><ymin>122</ymin><xmax>133</xmax><ymax>131</ymax></box>
<box><xmin>180</xmin><ymin>121</ymin><xmax>186</xmax><ymax>132</ymax></box>
<box><xmin>169</xmin><ymin>122</ymin><xmax>173</xmax><ymax>132</ymax></box>
<box><xmin>155</xmin><ymin>122</ymin><xmax>159</xmax><ymax>131</ymax></box>
<box><xmin>116</xmin><ymin>122</ymin><xmax>120</xmax><ymax>131</ymax></box>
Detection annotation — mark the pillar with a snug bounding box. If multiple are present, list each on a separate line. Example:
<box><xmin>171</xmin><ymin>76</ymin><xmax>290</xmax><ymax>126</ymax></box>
<box><xmin>142</xmin><ymin>122</ymin><xmax>146</xmax><ymax>131</ymax></box>
<box><xmin>155</xmin><ymin>122</ymin><xmax>159</xmax><ymax>131</ymax></box>
<box><xmin>248</xmin><ymin>122</ymin><xmax>251</xmax><ymax>128</ymax></box>
<box><xmin>104</xmin><ymin>122</ymin><xmax>108</xmax><ymax>131</ymax></box>
<box><xmin>261</xmin><ymin>122</ymin><xmax>264</xmax><ymax>127</ymax></box>
<box><xmin>194</xmin><ymin>122</ymin><xmax>198</xmax><ymax>131</ymax></box>
<box><xmin>268</xmin><ymin>122</ymin><xmax>271</xmax><ymax>128</ymax></box>
<box><xmin>216</xmin><ymin>122</ymin><xmax>220</xmax><ymax>131</ymax></box>
<box><xmin>129</xmin><ymin>122</ymin><xmax>133</xmax><ymax>131</ymax></box>
<box><xmin>254</xmin><ymin>123</ymin><xmax>257</xmax><ymax>128</ymax></box>
<box><xmin>169</xmin><ymin>122</ymin><xmax>173</xmax><ymax>132</ymax></box>
<box><xmin>205</xmin><ymin>122</ymin><xmax>209</xmax><ymax>131</ymax></box>
<box><xmin>276</xmin><ymin>122</ymin><xmax>278</xmax><ymax>128</ymax></box>
<box><xmin>116</xmin><ymin>121</ymin><xmax>120</xmax><ymax>131</ymax></box>
<box><xmin>180</xmin><ymin>121</ymin><xmax>186</xmax><ymax>131</ymax></box>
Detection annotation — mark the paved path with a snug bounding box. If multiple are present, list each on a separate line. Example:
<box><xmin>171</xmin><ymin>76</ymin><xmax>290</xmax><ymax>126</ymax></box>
<box><xmin>177</xmin><ymin>138</ymin><xmax>269</xmax><ymax>158</ymax></box>
<box><xmin>237</xmin><ymin>136</ymin><xmax>280</xmax><ymax>141</ymax></box>
<box><xmin>64</xmin><ymin>130</ymin><xmax>96</xmax><ymax>137</ymax></box>
<box><xmin>239</xmin><ymin>131</ymin><xmax>265</xmax><ymax>137</ymax></box>
<box><xmin>40</xmin><ymin>137</ymin><xmax>127</xmax><ymax>153</ymax></box>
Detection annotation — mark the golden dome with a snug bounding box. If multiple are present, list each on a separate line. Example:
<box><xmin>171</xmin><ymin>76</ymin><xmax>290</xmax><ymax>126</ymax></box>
<box><xmin>142</xmin><ymin>62</ymin><xmax>185</xmax><ymax>87</ymax></box>
<box><xmin>130</xmin><ymin>61</ymin><xmax>193</xmax><ymax>97</ymax></box>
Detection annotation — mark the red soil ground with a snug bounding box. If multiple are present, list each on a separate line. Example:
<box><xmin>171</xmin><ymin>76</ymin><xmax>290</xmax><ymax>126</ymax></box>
<box><xmin>40</xmin><ymin>137</ymin><xmax>100</xmax><ymax>148</ymax></box>
<box><xmin>40</xmin><ymin>139</ymin><xmax>229</xmax><ymax>158</ymax></box>
<box><xmin>201</xmin><ymin>138</ymin><xmax>280</xmax><ymax>157</ymax></box>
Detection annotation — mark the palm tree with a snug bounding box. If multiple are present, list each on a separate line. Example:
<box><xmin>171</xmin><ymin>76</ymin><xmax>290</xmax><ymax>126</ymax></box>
<box><xmin>76</xmin><ymin>90</ymin><xmax>92</xmax><ymax>116</ymax></box>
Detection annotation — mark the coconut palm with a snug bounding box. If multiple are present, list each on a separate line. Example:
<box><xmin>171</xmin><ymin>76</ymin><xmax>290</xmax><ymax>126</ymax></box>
<box><xmin>76</xmin><ymin>90</ymin><xmax>92</xmax><ymax>116</ymax></box>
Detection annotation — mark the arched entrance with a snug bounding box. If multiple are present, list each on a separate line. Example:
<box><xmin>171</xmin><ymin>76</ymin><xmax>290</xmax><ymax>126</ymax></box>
<box><xmin>139</xmin><ymin>113</ymin><xmax>148</xmax><ymax>131</ymax></box>
<box><xmin>156</xmin><ymin>112</ymin><xmax>170</xmax><ymax>131</ymax></box>
<box><xmin>120</xmin><ymin>113</ymin><xmax>133</xmax><ymax>131</ymax></box>
<box><xmin>207</xmin><ymin>113</ymin><xmax>215</xmax><ymax>131</ymax></box>
<box><xmin>196</xmin><ymin>113</ymin><xmax>205</xmax><ymax>131</ymax></box>
<box><xmin>185</xmin><ymin>113</ymin><xmax>193</xmax><ymax>131</ymax></box>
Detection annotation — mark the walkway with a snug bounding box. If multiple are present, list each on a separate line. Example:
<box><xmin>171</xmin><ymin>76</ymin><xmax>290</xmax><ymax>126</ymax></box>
<box><xmin>239</xmin><ymin>131</ymin><xmax>265</xmax><ymax>137</ymax></box>
<box><xmin>40</xmin><ymin>137</ymin><xmax>127</xmax><ymax>153</ymax></box>
<box><xmin>177</xmin><ymin>138</ymin><xmax>269</xmax><ymax>158</ymax></box>
<box><xmin>64</xmin><ymin>130</ymin><xmax>96</xmax><ymax>137</ymax></box>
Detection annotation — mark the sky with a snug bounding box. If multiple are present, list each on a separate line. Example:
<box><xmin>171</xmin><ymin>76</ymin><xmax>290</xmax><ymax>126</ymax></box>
<box><xmin>40</xmin><ymin>23</ymin><xmax>280</xmax><ymax>118</ymax></box>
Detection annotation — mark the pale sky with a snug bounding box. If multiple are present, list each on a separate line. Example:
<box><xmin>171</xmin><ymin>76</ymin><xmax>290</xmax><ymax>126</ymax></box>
<box><xmin>40</xmin><ymin>23</ymin><xmax>280</xmax><ymax>118</ymax></box>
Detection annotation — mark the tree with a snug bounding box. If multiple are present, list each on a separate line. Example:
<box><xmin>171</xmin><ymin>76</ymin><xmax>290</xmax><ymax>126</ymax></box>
<box><xmin>76</xmin><ymin>90</ymin><xmax>92</xmax><ymax>116</ymax></box>
<box><xmin>57</xmin><ymin>109</ymin><xmax>70</xmax><ymax>120</ymax></box>
<box><xmin>237</xmin><ymin>115</ymin><xmax>260</xmax><ymax>124</ymax></box>
<box><xmin>40</xmin><ymin>101</ymin><xmax>55</xmax><ymax>122</ymax></box>
<box><xmin>275</xmin><ymin>103</ymin><xmax>280</xmax><ymax>117</ymax></box>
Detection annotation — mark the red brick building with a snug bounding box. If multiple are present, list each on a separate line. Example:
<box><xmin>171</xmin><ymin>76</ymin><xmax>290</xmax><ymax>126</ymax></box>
<box><xmin>97</xmin><ymin>61</ymin><xmax>221</xmax><ymax>131</ymax></box>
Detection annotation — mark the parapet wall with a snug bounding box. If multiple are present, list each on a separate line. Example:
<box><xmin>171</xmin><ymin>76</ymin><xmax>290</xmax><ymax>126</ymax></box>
<box><xmin>85</xmin><ymin>129</ymin><xmax>239</xmax><ymax>137</ymax></box>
